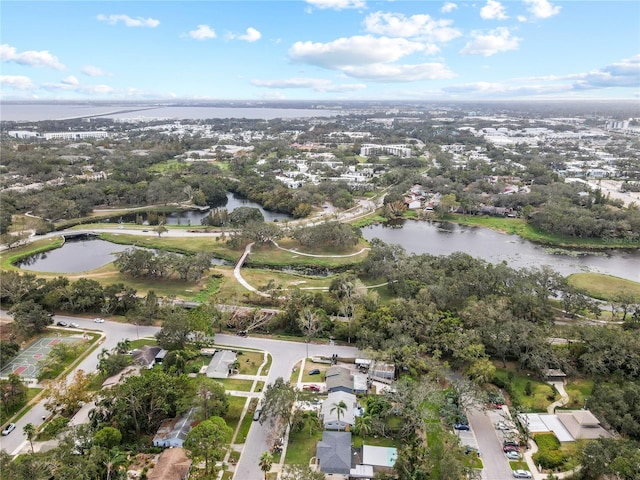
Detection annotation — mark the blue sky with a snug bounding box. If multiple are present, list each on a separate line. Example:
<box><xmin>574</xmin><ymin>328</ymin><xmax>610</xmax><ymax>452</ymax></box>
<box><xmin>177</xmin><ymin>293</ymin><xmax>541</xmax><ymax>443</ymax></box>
<box><xmin>1</xmin><ymin>0</ymin><xmax>639</xmax><ymax>101</ymax></box>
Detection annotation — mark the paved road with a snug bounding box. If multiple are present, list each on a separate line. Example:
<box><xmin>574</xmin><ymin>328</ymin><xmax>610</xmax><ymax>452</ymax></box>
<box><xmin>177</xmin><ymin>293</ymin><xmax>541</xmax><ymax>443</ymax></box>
<box><xmin>0</xmin><ymin>312</ymin><xmax>360</xmax><ymax>480</ymax></box>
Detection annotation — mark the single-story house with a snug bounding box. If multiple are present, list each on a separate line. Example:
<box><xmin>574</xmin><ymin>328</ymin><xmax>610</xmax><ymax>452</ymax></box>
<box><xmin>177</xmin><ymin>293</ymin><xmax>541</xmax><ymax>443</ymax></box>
<box><xmin>326</xmin><ymin>366</ymin><xmax>354</xmax><ymax>393</ymax></box>
<box><xmin>321</xmin><ymin>391</ymin><xmax>357</xmax><ymax>430</ymax></box>
<box><xmin>148</xmin><ymin>447</ymin><xmax>191</xmax><ymax>480</ymax></box>
<box><xmin>353</xmin><ymin>373</ymin><xmax>368</xmax><ymax>394</ymax></box>
<box><xmin>519</xmin><ymin>410</ymin><xmax>611</xmax><ymax>442</ymax></box>
<box><xmin>132</xmin><ymin>346</ymin><xmax>163</xmax><ymax>369</ymax></box>
<box><xmin>205</xmin><ymin>350</ymin><xmax>237</xmax><ymax>379</ymax></box>
<box><xmin>316</xmin><ymin>431</ymin><xmax>353</xmax><ymax>475</ymax></box>
<box><xmin>152</xmin><ymin>408</ymin><xmax>196</xmax><ymax>448</ymax></box>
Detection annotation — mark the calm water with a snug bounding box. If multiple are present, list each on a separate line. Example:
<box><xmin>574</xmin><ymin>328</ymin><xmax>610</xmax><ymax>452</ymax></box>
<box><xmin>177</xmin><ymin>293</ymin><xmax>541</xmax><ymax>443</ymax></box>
<box><xmin>362</xmin><ymin>221</ymin><xmax>640</xmax><ymax>282</ymax></box>
<box><xmin>16</xmin><ymin>238</ymin><xmax>131</xmax><ymax>273</ymax></box>
<box><xmin>165</xmin><ymin>193</ymin><xmax>293</xmax><ymax>225</ymax></box>
<box><xmin>0</xmin><ymin>103</ymin><xmax>340</xmax><ymax>121</ymax></box>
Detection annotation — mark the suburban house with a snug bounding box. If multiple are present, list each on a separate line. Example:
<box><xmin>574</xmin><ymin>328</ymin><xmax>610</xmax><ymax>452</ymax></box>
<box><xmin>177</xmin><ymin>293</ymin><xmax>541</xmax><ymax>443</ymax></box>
<box><xmin>321</xmin><ymin>391</ymin><xmax>357</xmax><ymax>430</ymax></box>
<box><xmin>316</xmin><ymin>431</ymin><xmax>353</xmax><ymax>476</ymax></box>
<box><xmin>152</xmin><ymin>408</ymin><xmax>196</xmax><ymax>448</ymax></box>
<box><xmin>325</xmin><ymin>366</ymin><xmax>354</xmax><ymax>393</ymax></box>
<box><xmin>205</xmin><ymin>350</ymin><xmax>237</xmax><ymax>379</ymax></box>
<box><xmin>148</xmin><ymin>447</ymin><xmax>192</xmax><ymax>480</ymax></box>
<box><xmin>519</xmin><ymin>409</ymin><xmax>611</xmax><ymax>442</ymax></box>
<box><xmin>131</xmin><ymin>346</ymin><xmax>164</xmax><ymax>369</ymax></box>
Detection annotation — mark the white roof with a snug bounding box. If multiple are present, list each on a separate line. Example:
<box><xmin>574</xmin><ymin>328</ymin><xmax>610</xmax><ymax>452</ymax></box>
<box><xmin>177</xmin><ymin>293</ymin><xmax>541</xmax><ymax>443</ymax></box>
<box><xmin>362</xmin><ymin>445</ymin><xmax>398</xmax><ymax>467</ymax></box>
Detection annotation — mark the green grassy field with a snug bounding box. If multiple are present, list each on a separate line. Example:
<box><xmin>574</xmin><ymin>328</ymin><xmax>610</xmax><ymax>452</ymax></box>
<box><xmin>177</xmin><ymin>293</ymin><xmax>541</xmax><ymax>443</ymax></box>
<box><xmin>493</xmin><ymin>367</ymin><xmax>555</xmax><ymax>412</ymax></box>
<box><xmin>567</xmin><ymin>273</ymin><xmax>640</xmax><ymax>302</ymax></box>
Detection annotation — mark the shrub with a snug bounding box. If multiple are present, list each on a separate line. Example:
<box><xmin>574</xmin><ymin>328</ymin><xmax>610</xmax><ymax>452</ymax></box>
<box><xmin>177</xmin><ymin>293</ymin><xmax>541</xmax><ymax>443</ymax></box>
<box><xmin>533</xmin><ymin>449</ymin><xmax>566</xmax><ymax>470</ymax></box>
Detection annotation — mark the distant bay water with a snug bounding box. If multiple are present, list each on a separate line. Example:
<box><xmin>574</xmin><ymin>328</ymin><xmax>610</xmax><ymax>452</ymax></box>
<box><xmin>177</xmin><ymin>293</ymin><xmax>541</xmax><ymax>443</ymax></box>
<box><xmin>0</xmin><ymin>103</ymin><xmax>341</xmax><ymax>122</ymax></box>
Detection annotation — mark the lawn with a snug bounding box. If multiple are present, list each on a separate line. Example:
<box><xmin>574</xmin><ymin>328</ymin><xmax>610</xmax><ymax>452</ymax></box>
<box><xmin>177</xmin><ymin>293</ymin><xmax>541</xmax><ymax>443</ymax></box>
<box><xmin>223</xmin><ymin>395</ymin><xmax>247</xmax><ymax>434</ymax></box>
<box><xmin>352</xmin><ymin>435</ymin><xmax>399</xmax><ymax>448</ymax></box>
<box><xmin>493</xmin><ymin>367</ymin><xmax>555</xmax><ymax>412</ymax></box>
<box><xmin>234</xmin><ymin>398</ymin><xmax>259</xmax><ymax>444</ymax></box>
<box><xmin>236</xmin><ymin>350</ymin><xmax>267</xmax><ymax>375</ymax></box>
<box><xmin>290</xmin><ymin>361</ymin><xmax>302</xmax><ymax>384</ymax></box>
<box><xmin>567</xmin><ymin>273</ymin><xmax>640</xmax><ymax>302</ymax></box>
<box><xmin>284</xmin><ymin>415</ymin><xmax>323</xmax><ymax>464</ymax></box>
<box><xmin>300</xmin><ymin>361</ymin><xmax>330</xmax><ymax>382</ymax></box>
<box><xmin>562</xmin><ymin>378</ymin><xmax>594</xmax><ymax>409</ymax></box>
<box><xmin>215</xmin><ymin>378</ymin><xmax>255</xmax><ymax>392</ymax></box>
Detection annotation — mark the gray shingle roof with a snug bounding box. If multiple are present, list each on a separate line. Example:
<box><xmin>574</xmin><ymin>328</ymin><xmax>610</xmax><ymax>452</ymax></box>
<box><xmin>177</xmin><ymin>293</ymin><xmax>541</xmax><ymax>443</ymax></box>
<box><xmin>316</xmin><ymin>431</ymin><xmax>352</xmax><ymax>474</ymax></box>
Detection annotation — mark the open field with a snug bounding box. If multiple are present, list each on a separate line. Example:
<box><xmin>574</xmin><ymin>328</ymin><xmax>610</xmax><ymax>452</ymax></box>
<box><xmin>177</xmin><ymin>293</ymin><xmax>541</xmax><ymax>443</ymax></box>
<box><xmin>567</xmin><ymin>273</ymin><xmax>640</xmax><ymax>301</ymax></box>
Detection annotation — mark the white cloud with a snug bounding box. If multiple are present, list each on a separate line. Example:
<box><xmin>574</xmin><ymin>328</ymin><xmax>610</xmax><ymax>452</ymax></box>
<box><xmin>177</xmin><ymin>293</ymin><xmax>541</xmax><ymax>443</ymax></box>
<box><xmin>0</xmin><ymin>44</ymin><xmax>65</xmax><ymax>70</ymax></box>
<box><xmin>443</xmin><ymin>81</ymin><xmax>572</xmax><ymax>97</ymax></box>
<box><xmin>480</xmin><ymin>0</ymin><xmax>508</xmax><ymax>20</ymax></box>
<box><xmin>305</xmin><ymin>0</ymin><xmax>366</xmax><ymax>10</ymax></box>
<box><xmin>523</xmin><ymin>0</ymin><xmax>561</xmax><ymax>19</ymax></box>
<box><xmin>82</xmin><ymin>65</ymin><xmax>109</xmax><ymax>77</ymax></box>
<box><xmin>517</xmin><ymin>15</ymin><xmax>528</xmax><ymax>22</ymax></box>
<box><xmin>290</xmin><ymin>35</ymin><xmax>430</xmax><ymax>68</ymax></box>
<box><xmin>572</xmin><ymin>55</ymin><xmax>640</xmax><ymax>89</ymax></box>
<box><xmin>441</xmin><ymin>2</ymin><xmax>458</xmax><ymax>13</ymax></box>
<box><xmin>339</xmin><ymin>62</ymin><xmax>456</xmax><ymax>82</ymax></box>
<box><xmin>0</xmin><ymin>75</ymin><xmax>34</xmax><ymax>90</ymax></box>
<box><xmin>460</xmin><ymin>27</ymin><xmax>520</xmax><ymax>56</ymax></box>
<box><xmin>43</xmin><ymin>76</ymin><xmax>114</xmax><ymax>95</ymax></box>
<box><xmin>251</xmin><ymin>77</ymin><xmax>366</xmax><ymax>92</ymax></box>
<box><xmin>188</xmin><ymin>25</ymin><xmax>216</xmax><ymax>40</ymax></box>
<box><xmin>61</xmin><ymin>75</ymin><xmax>79</xmax><ymax>86</ymax></box>
<box><xmin>226</xmin><ymin>27</ymin><xmax>261</xmax><ymax>42</ymax></box>
<box><xmin>364</xmin><ymin>11</ymin><xmax>462</xmax><ymax>43</ymax></box>
<box><xmin>97</xmin><ymin>14</ymin><xmax>159</xmax><ymax>28</ymax></box>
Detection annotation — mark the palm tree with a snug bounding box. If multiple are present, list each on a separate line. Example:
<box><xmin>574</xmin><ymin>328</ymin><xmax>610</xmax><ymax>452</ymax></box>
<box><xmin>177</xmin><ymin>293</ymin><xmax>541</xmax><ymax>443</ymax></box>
<box><xmin>104</xmin><ymin>448</ymin><xmax>127</xmax><ymax>480</ymax></box>
<box><xmin>355</xmin><ymin>414</ymin><xmax>373</xmax><ymax>439</ymax></box>
<box><xmin>258</xmin><ymin>451</ymin><xmax>273</xmax><ymax>480</ymax></box>
<box><xmin>23</xmin><ymin>423</ymin><xmax>36</xmax><ymax>453</ymax></box>
<box><xmin>330</xmin><ymin>400</ymin><xmax>348</xmax><ymax>430</ymax></box>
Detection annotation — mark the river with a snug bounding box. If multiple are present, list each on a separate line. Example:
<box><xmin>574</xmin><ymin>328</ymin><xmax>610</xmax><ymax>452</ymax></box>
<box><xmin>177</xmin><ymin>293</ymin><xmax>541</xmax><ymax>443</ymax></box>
<box><xmin>361</xmin><ymin>220</ymin><xmax>640</xmax><ymax>282</ymax></box>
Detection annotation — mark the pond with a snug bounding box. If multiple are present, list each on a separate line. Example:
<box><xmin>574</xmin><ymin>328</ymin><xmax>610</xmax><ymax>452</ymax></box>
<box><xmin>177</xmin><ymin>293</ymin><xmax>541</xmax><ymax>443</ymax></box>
<box><xmin>17</xmin><ymin>238</ymin><xmax>231</xmax><ymax>273</ymax></box>
<box><xmin>361</xmin><ymin>220</ymin><xmax>640</xmax><ymax>282</ymax></box>
<box><xmin>164</xmin><ymin>193</ymin><xmax>293</xmax><ymax>225</ymax></box>
<box><xmin>16</xmin><ymin>238</ymin><xmax>131</xmax><ymax>273</ymax></box>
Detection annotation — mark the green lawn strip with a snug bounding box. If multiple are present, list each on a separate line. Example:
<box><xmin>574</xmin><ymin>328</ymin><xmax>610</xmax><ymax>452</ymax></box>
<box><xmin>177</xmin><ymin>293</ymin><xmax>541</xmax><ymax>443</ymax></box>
<box><xmin>262</xmin><ymin>354</ymin><xmax>272</xmax><ymax>376</ymax></box>
<box><xmin>567</xmin><ymin>273</ymin><xmax>640</xmax><ymax>302</ymax></box>
<box><xmin>300</xmin><ymin>361</ymin><xmax>330</xmax><ymax>382</ymax></box>
<box><xmin>215</xmin><ymin>378</ymin><xmax>254</xmax><ymax>392</ymax></box>
<box><xmin>240</xmin><ymin>268</ymin><xmax>334</xmax><ymax>292</ymax></box>
<box><xmin>128</xmin><ymin>338</ymin><xmax>158</xmax><ymax>349</ymax></box>
<box><xmin>509</xmin><ymin>459</ymin><xmax>530</xmax><ymax>471</ymax></box>
<box><xmin>284</xmin><ymin>415</ymin><xmax>323</xmax><ymax>464</ymax></box>
<box><xmin>237</xmin><ymin>351</ymin><xmax>268</xmax><ymax>375</ymax></box>
<box><xmin>351</xmin><ymin>435</ymin><xmax>399</xmax><ymax>448</ymax></box>
<box><xmin>562</xmin><ymin>379</ymin><xmax>594</xmax><ymax>409</ymax></box>
<box><xmin>450</xmin><ymin>215</ymin><xmax>638</xmax><ymax>249</ymax></box>
<box><xmin>0</xmin><ymin>236</ymin><xmax>64</xmax><ymax>270</ymax></box>
<box><xmin>290</xmin><ymin>361</ymin><xmax>302</xmax><ymax>384</ymax></box>
<box><xmin>493</xmin><ymin>368</ymin><xmax>554</xmax><ymax>412</ymax></box>
<box><xmin>223</xmin><ymin>395</ymin><xmax>247</xmax><ymax>434</ymax></box>
<box><xmin>235</xmin><ymin>398</ymin><xmax>258</xmax><ymax>444</ymax></box>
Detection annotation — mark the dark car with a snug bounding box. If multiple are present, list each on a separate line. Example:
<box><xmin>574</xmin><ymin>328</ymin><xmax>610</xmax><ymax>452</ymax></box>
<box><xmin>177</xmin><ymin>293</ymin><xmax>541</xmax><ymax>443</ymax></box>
<box><xmin>56</xmin><ymin>321</ymin><xmax>69</xmax><ymax>327</ymax></box>
<box><xmin>503</xmin><ymin>440</ymin><xmax>519</xmax><ymax>447</ymax></box>
<box><xmin>503</xmin><ymin>445</ymin><xmax>520</xmax><ymax>453</ymax></box>
<box><xmin>454</xmin><ymin>423</ymin><xmax>470</xmax><ymax>431</ymax></box>
<box><xmin>308</xmin><ymin>369</ymin><xmax>320</xmax><ymax>375</ymax></box>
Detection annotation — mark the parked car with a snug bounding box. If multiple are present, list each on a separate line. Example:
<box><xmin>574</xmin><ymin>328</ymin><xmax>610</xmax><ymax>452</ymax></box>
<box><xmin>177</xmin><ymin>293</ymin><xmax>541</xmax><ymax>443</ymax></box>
<box><xmin>93</xmin><ymin>317</ymin><xmax>105</xmax><ymax>323</ymax></box>
<box><xmin>454</xmin><ymin>423</ymin><xmax>470</xmax><ymax>431</ymax></box>
<box><xmin>496</xmin><ymin>421</ymin><xmax>511</xmax><ymax>430</ymax></box>
<box><xmin>70</xmin><ymin>322</ymin><xmax>79</xmax><ymax>328</ymax></box>
<box><xmin>1</xmin><ymin>423</ymin><xmax>16</xmax><ymax>436</ymax></box>
<box><xmin>303</xmin><ymin>384</ymin><xmax>320</xmax><ymax>392</ymax></box>
<box><xmin>513</xmin><ymin>470</ymin><xmax>533</xmax><ymax>478</ymax></box>
<box><xmin>503</xmin><ymin>445</ymin><xmax>519</xmax><ymax>453</ymax></box>
<box><xmin>253</xmin><ymin>408</ymin><xmax>262</xmax><ymax>421</ymax></box>
<box><xmin>56</xmin><ymin>321</ymin><xmax>69</xmax><ymax>327</ymax></box>
<box><xmin>503</xmin><ymin>440</ymin><xmax>519</xmax><ymax>447</ymax></box>
<box><xmin>506</xmin><ymin>451</ymin><xmax>520</xmax><ymax>460</ymax></box>
<box><xmin>308</xmin><ymin>369</ymin><xmax>320</xmax><ymax>375</ymax></box>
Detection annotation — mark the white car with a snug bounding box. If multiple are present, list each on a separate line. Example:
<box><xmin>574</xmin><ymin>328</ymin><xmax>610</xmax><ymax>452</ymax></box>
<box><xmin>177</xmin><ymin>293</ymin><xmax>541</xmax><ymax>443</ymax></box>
<box><xmin>70</xmin><ymin>322</ymin><xmax>80</xmax><ymax>328</ymax></box>
<box><xmin>506</xmin><ymin>450</ymin><xmax>520</xmax><ymax>460</ymax></box>
<box><xmin>1</xmin><ymin>423</ymin><xmax>16</xmax><ymax>436</ymax></box>
<box><xmin>93</xmin><ymin>318</ymin><xmax>105</xmax><ymax>323</ymax></box>
<box><xmin>513</xmin><ymin>470</ymin><xmax>532</xmax><ymax>478</ymax></box>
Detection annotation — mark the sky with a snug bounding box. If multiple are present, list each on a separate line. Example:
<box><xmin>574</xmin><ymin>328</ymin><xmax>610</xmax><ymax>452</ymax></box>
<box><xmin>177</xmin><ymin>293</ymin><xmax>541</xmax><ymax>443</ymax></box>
<box><xmin>1</xmin><ymin>0</ymin><xmax>639</xmax><ymax>102</ymax></box>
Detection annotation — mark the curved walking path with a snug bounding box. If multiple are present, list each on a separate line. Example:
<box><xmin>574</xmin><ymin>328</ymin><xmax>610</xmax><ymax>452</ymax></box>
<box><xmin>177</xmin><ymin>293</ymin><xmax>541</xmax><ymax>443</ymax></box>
<box><xmin>271</xmin><ymin>240</ymin><xmax>370</xmax><ymax>258</ymax></box>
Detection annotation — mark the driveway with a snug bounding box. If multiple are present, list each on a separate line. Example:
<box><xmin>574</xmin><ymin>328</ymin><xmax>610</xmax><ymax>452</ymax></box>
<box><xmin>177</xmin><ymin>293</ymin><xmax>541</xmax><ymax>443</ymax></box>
<box><xmin>467</xmin><ymin>407</ymin><xmax>517</xmax><ymax>480</ymax></box>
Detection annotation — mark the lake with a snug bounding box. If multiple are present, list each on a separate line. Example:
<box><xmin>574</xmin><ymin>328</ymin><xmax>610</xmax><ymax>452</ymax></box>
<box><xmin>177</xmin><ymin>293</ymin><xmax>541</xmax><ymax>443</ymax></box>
<box><xmin>165</xmin><ymin>193</ymin><xmax>293</xmax><ymax>225</ymax></box>
<box><xmin>361</xmin><ymin>220</ymin><xmax>640</xmax><ymax>282</ymax></box>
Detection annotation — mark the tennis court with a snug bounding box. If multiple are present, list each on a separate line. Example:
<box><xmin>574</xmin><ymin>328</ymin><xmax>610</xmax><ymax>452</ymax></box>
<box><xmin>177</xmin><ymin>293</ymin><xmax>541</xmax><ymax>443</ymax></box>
<box><xmin>0</xmin><ymin>336</ymin><xmax>79</xmax><ymax>383</ymax></box>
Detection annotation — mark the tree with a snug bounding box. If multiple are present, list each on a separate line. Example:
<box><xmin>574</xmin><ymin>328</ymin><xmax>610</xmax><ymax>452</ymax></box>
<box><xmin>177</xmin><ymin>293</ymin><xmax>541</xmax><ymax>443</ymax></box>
<box><xmin>93</xmin><ymin>426</ymin><xmax>122</xmax><ymax>449</ymax></box>
<box><xmin>0</xmin><ymin>373</ymin><xmax>28</xmax><ymax>413</ymax></box>
<box><xmin>298</xmin><ymin>308</ymin><xmax>320</xmax><ymax>359</ymax></box>
<box><xmin>9</xmin><ymin>300</ymin><xmax>53</xmax><ymax>337</ymax></box>
<box><xmin>280</xmin><ymin>464</ymin><xmax>325</xmax><ymax>480</ymax></box>
<box><xmin>43</xmin><ymin>369</ymin><xmax>93</xmax><ymax>417</ymax></box>
<box><xmin>330</xmin><ymin>400</ymin><xmax>348</xmax><ymax>428</ymax></box>
<box><xmin>193</xmin><ymin>377</ymin><xmax>229</xmax><ymax>420</ymax></box>
<box><xmin>155</xmin><ymin>307</ymin><xmax>192</xmax><ymax>350</ymax></box>
<box><xmin>259</xmin><ymin>377</ymin><xmax>297</xmax><ymax>432</ymax></box>
<box><xmin>154</xmin><ymin>224</ymin><xmax>168</xmax><ymax>238</ymax></box>
<box><xmin>259</xmin><ymin>451</ymin><xmax>273</xmax><ymax>480</ymax></box>
<box><xmin>23</xmin><ymin>423</ymin><xmax>36</xmax><ymax>453</ymax></box>
<box><xmin>183</xmin><ymin>416</ymin><xmax>233</xmax><ymax>476</ymax></box>
<box><xmin>104</xmin><ymin>447</ymin><xmax>127</xmax><ymax>480</ymax></box>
